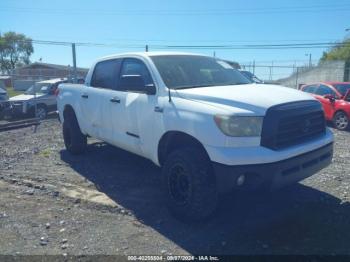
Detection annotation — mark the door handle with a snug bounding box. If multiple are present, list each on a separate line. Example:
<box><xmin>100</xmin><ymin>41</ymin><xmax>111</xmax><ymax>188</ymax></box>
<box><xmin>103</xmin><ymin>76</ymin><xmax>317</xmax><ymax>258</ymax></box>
<box><xmin>81</xmin><ymin>93</ymin><xmax>88</xmax><ymax>99</ymax></box>
<box><xmin>154</xmin><ymin>106</ymin><xmax>163</xmax><ymax>113</ymax></box>
<box><xmin>110</xmin><ymin>97</ymin><xmax>121</xmax><ymax>103</ymax></box>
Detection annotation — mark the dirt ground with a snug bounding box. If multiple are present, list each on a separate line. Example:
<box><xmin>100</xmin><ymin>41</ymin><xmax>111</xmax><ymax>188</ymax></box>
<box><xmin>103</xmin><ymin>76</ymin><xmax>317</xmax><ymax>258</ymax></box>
<box><xmin>0</xmin><ymin>116</ymin><xmax>349</xmax><ymax>256</ymax></box>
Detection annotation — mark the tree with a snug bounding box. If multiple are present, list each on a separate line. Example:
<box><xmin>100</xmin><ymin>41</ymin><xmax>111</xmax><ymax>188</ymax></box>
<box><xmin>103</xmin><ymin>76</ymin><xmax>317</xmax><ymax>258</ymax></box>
<box><xmin>0</xmin><ymin>31</ymin><xmax>34</xmax><ymax>73</ymax></box>
<box><xmin>320</xmin><ymin>39</ymin><xmax>350</xmax><ymax>62</ymax></box>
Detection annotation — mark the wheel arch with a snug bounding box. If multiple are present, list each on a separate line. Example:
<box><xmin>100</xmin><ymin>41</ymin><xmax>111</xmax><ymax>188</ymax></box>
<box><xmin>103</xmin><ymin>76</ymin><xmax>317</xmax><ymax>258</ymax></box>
<box><xmin>157</xmin><ymin>131</ymin><xmax>210</xmax><ymax>166</ymax></box>
<box><xmin>29</xmin><ymin>102</ymin><xmax>48</xmax><ymax>111</ymax></box>
<box><xmin>36</xmin><ymin>103</ymin><xmax>48</xmax><ymax>109</ymax></box>
<box><xmin>62</xmin><ymin>104</ymin><xmax>76</xmax><ymax>121</ymax></box>
<box><xmin>334</xmin><ymin>109</ymin><xmax>349</xmax><ymax>117</ymax></box>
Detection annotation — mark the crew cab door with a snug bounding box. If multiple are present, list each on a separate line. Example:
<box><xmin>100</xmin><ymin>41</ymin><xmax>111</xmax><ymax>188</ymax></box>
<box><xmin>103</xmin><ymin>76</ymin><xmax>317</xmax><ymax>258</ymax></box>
<box><xmin>112</xmin><ymin>57</ymin><xmax>159</xmax><ymax>156</ymax></box>
<box><xmin>81</xmin><ymin>59</ymin><xmax>122</xmax><ymax>139</ymax></box>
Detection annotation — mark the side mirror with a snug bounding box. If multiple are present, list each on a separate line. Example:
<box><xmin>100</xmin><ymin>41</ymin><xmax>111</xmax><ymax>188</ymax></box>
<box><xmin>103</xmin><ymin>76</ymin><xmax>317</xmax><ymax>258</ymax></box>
<box><xmin>324</xmin><ymin>94</ymin><xmax>335</xmax><ymax>102</ymax></box>
<box><xmin>120</xmin><ymin>75</ymin><xmax>145</xmax><ymax>92</ymax></box>
<box><xmin>119</xmin><ymin>75</ymin><xmax>156</xmax><ymax>95</ymax></box>
<box><xmin>145</xmin><ymin>84</ymin><xmax>156</xmax><ymax>95</ymax></box>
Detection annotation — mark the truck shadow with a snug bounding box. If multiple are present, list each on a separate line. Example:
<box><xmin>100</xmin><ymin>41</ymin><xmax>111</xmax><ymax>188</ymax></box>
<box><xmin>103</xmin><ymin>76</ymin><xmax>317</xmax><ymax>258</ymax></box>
<box><xmin>60</xmin><ymin>142</ymin><xmax>350</xmax><ymax>255</ymax></box>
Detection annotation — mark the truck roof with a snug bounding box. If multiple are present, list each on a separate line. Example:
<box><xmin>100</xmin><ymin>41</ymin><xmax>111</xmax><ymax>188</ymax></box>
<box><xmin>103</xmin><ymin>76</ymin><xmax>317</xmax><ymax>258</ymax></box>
<box><xmin>99</xmin><ymin>51</ymin><xmax>208</xmax><ymax>61</ymax></box>
<box><xmin>36</xmin><ymin>78</ymin><xmax>67</xmax><ymax>84</ymax></box>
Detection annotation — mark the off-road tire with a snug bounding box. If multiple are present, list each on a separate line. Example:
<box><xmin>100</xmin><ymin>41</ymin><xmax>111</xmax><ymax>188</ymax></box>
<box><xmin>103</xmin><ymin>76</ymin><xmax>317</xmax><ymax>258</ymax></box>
<box><xmin>63</xmin><ymin>112</ymin><xmax>87</xmax><ymax>154</ymax></box>
<box><xmin>162</xmin><ymin>147</ymin><xmax>218</xmax><ymax>222</ymax></box>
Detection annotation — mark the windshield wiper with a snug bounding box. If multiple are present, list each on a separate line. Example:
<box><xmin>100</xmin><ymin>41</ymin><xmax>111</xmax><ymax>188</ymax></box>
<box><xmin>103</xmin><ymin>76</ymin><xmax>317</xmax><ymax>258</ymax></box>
<box><xmin>173</xmin><ymin>84</ymin><xmax>216</xmax><ymax>90</ymax></box>
<box><xmin>173</xmin><ymin>82</ymin><xmax>251</xmax><ymax>90</ymax></box>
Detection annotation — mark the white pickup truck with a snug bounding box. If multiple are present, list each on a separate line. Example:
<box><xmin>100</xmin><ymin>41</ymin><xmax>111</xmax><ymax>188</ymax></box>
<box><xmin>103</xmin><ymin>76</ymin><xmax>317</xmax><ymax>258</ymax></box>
<box><xmin>57</xmin><ymin>52</ymin><xmax>333</xmax><ymax>221</ymax></box>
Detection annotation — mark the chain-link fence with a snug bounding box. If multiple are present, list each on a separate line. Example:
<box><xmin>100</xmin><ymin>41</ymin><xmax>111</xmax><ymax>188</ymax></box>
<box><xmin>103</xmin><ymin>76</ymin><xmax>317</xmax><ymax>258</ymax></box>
<box><xmin>1</xmin><ymin>41</ymin><xmax>350</xmax><ymax>125</ymax></box>
<box><xmin>241</xmin><ymin>60</ymin><xmax>350</xmax><ymax>88</ymax></box>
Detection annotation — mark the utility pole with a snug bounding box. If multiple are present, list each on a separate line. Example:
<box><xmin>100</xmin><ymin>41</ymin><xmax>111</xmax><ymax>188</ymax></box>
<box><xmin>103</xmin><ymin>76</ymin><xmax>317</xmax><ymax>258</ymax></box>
<box><xmin>293</xmin><ymin>60</ymin><xmax>296</xmax><ymax>73</ymax></box>
<box><xmin>295</xmin><ymin>67</ymin><xmax>299</xmax><ymax>89</ymax></box>
<box><xmin>213</xmin><ymin>51</ymin><xmax>216</xmax><ymax>57</ymax></box>
<box><xmin>269</xmin><ymin>61</ymin><xmax>274</xmax><ymax>81</ymax></box>
<box><xmin>145</xmin><ymin>45</ymin><xmax>149</xmax><ymax>52</ymax></box>
<box><xmin>305</xmin><ymin>53</ymin><xmax>312</xmax><ymax>67</ymax></box>
<box><xmin>252</xmin><ymin>60</ymin><xmax>255</xmax><ymax>74</ymax></box>
<box><xmin>72</xmin><ymin>43</ymin><xmax>77</xmax><ymax>83</ymax></box>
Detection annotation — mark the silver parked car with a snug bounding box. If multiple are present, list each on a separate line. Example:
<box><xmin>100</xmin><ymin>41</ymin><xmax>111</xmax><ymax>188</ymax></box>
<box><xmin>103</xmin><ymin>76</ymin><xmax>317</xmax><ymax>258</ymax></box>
<box><xmin>239</xmin><ymin>70</ymin><xmax>264</xmax><ymax>84</ymax></box>
<box><xmin>8</xmin><ymin>78</ymin><xmax>67</xmax><ymax>120</ymax></box>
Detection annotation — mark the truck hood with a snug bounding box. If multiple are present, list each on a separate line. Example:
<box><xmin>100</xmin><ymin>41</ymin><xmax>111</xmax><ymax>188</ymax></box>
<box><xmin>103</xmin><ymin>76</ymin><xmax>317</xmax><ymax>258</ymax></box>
<box><xmin>175</xmin><ymin>84</ymin><xmax>315</xmax><ymax>115</ymax></box>
<box><xmin>10</xmin><ymin>93</ymin><xmax>45</xmax><ymax>101</ymax></box>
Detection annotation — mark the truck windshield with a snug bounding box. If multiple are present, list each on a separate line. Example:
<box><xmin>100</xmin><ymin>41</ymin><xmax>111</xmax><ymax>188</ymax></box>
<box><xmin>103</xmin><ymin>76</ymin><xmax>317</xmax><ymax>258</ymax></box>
<box><xmin>150</xmin><ymin>55</ymin><xmax>251</xmax><ymax>89</ymax></box>
<box><xmin>25</xmin><ymin>84</ymin><xmax>51</xmax><ymax>95</ymax></box>
<box><xmin>240</xmin><ymin>70</ymin><xmax>264</xmax><ymax>84</ymax></box>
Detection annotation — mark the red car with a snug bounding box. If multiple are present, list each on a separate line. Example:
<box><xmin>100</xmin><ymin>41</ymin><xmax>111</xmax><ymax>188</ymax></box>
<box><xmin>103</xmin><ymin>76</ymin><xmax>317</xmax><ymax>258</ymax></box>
<box><xmin>301</xmin><ymin>82</ymin><xmax>350</xmax><ymax>130</ymax></box>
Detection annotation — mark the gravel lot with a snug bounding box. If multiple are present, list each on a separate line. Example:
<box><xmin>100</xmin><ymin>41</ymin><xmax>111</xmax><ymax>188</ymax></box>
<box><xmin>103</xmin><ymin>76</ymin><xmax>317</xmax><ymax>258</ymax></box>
<box><xmin>0</xmin><ymin>116</ymin><xmax>349</xmax><ymax>256</ymax></box>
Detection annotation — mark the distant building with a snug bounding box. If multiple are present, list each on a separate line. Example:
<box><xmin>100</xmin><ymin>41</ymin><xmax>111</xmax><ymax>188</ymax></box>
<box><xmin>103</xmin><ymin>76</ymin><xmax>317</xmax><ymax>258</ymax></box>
<box><xmin>0</xmin><ymin>76</ymin><xmax>12</xmax><ymax>88</ymax></box>
<box><xmin>11</xmin><ymin>62</ymin><xmax>89</xmax><ymax>81</ymax></box>
<box><xmin>6</xmin><ymin>62</ymin><xmax>89</xmax><ymax>90</ymax></box>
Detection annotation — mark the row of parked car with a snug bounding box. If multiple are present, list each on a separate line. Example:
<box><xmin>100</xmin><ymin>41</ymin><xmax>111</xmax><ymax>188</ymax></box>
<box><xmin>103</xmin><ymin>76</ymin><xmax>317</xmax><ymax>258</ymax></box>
<box><xmin>0</xmin><ymin>78</ymin><xmax>84</xmax><ymax>120</ymax></box>
<box><xmin>300</xmin><ymin>82</ymin><xmax>350</xmax><ymax>130</ymax></box>
<box><xmin>225</xmin><ymin>72</ymin><xmax>350</xmax><ymax>132</ymax></box>
<box><xmin>1</xmin><ymin>73</ymin><xmax>350</xmax><ymax>133</ymax></box>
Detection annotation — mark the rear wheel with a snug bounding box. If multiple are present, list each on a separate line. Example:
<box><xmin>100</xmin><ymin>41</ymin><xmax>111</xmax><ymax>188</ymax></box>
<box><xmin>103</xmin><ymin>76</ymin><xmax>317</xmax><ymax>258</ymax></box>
<box><xmin>63</xmin><ymin>112</ymin><xmax>87</xmax><ymax>154</ymax></box>
<box><xmin>333</xmin><ymin>111</ymin><xmax>349</xmax><ymax>130</ymax></box>
<box><xmin>162</xmin><ymin>147</ymin><xmax>218</xmax><ymax>222</ymax></box>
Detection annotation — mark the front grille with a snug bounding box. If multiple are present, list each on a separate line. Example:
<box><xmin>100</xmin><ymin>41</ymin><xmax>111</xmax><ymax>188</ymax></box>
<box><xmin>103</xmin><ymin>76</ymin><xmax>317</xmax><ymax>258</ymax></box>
<box><xmin>0</xmin><ymin>101</ymin><xmax>10</xmax><ymax>110</ymax></box>
<box><xmin>261</xmin><ymin>101</ymin><xmax>326</xmax><ymax>150</ymax></box>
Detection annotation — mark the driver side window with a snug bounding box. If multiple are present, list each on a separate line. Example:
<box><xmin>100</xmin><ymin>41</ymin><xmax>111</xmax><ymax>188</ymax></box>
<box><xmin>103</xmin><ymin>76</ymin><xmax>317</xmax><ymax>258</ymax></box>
<box><xmin>119</xmin><ymin>58</ymin><xmax>153</xmax><ymax>92</ymax></box>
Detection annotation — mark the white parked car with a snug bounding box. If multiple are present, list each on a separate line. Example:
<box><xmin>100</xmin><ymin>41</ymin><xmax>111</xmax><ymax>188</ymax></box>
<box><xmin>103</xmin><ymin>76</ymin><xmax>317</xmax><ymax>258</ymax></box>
<box><xmin>0</xmin><ymin>86</ymin><xmax>9</xmax><ymax>118</ymax></box>
<box><xmin>0</xmin><ymin>86</ymin><xmax>9</xmax><ymax>101</ymax></box>
<box><xmin>8</xmin><ymin>78</ymin><xmax>67</xmax><ymax>119</ymax></box>
<box><xmin>57</xmin><ymin>52</ymin><xmax>333</xmax><ymax>221</ymax></box>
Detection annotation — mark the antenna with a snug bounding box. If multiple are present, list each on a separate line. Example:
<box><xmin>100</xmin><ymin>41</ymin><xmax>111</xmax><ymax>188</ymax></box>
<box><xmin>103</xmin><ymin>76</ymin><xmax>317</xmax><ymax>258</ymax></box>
<box><xmin>168</xmin><ymin>87</ymin><xmax>172</xmax><ymax>102</ymax></box>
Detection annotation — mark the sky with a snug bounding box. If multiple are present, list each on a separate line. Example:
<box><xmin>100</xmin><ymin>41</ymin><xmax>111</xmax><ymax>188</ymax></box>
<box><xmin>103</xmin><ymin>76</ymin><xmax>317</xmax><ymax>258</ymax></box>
<box><xmin>1</xmin><ymin>0</ymin><xmax>350</xmax><ymax>80</ymax></box>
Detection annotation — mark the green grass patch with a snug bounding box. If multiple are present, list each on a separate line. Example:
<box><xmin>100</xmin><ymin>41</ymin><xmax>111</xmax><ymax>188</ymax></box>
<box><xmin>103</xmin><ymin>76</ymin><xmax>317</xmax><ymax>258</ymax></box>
<box><xmin>39</xmin><ymin>149</ymin><xmax>51</xmax><ymax>158</ymax></box>
<box><xmin>6</xmin><ymin>88</ymin><xmax>24</xmax><ymax>98</ymax></box>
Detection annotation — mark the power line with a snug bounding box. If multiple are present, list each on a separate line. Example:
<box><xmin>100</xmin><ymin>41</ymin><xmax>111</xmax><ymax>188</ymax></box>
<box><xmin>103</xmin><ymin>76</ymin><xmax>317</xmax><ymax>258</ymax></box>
<box><xmin>9</xmin><ymin>36</ymin><xmax>346</xmax><ymax>47</ymax></box>
<box><xmin>7</xmin><ymin>38</ymin><xmax>350</xmax><ymax>50</ymax></box>
<box><xmin>1</xmin><ymin>3</ymin><xmax>350</xmax><ymax>16</ymax></box>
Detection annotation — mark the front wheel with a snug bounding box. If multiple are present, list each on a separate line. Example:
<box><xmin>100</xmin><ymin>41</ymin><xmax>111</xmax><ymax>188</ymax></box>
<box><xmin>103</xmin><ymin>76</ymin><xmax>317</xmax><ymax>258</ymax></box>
<box><xmin>35</xmin><ymin>105</ymin><xmax>47</xmax><ymax>120</ymax></box>
<box><xmin>162</xmin><ymin>147</ymin><xmax>218</xmax><ymax>222</ymax></box>
<box><xmin>333</xmin><ymin>111</ymin><xmax>349</xmax><ymax>130</ymax></box>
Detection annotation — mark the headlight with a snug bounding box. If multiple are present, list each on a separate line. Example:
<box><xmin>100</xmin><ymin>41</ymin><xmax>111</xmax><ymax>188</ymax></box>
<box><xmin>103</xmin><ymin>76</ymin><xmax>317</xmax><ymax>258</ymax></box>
<box><xmin>214</xmin><ymin>115</ymin><xmax>263</xmax><ymax>137</ymax></box>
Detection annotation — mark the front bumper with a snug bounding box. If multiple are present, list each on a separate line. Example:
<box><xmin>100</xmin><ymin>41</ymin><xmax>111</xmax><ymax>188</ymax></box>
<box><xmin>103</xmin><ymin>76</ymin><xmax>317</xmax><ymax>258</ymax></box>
<box><xmin>205</xmin><ymin>128</ymin><xmax>333</xmax><ymax>166</ymax></box>
<box><xmin>212</xmin><ymin>142</ymin><xmax>333</xmax><ymax>193</ymax></box>
<box><xmin>3</xmin><ymin>106</ymin><xmax>23</xmax><ymax>118</ymax></box>
<box><xmin>2</xmin><ymin>102</ymin><xmax>29</xmax><ymax>117</ymax></box>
